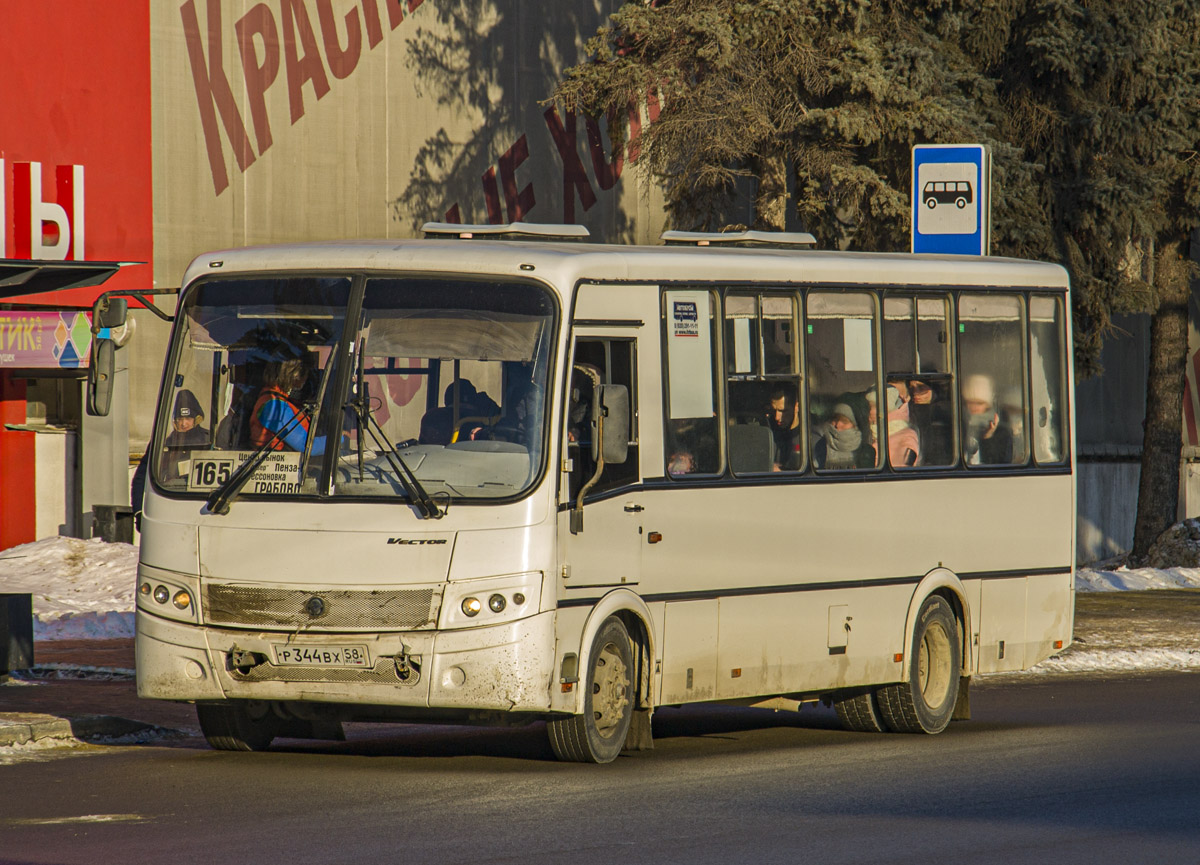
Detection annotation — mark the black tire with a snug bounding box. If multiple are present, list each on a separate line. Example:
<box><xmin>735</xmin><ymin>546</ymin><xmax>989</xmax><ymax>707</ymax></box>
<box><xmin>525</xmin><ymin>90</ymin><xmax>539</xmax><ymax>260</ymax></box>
<box><xmin>877</xmin><ymin>595</ymin><xmax>960</xmax><ymax>734</ymax></box>
<box><xmin>955</xmin><ymin>197</ymin><xmax>968</xmax><ymax>208</ymax></box>
<box><xmin>925</xmin><ymin>198</ymin><xmax>937</xmax><ymax>209</ymax></box>
<box><xmin>197</xmin><ymin>701</ymin><xmax>280</xmax><ymax>751</ymax></box>
<box><xmin>547</xmin><ymin>617</ymin><xmax>635</xmax><ymax>763</ymax></box>
<box><xmin>834</xmin><ymin>690</ymin><xmax>887</xmax><ymax>733</ymax></box>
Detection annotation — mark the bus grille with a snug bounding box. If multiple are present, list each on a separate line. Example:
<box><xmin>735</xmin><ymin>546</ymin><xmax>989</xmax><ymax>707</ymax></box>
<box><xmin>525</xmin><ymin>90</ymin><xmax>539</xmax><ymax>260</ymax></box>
<box><xmin>203</xmin><ymin>585</ymin><xmax>439</xmax><ymax>631</ymax></box>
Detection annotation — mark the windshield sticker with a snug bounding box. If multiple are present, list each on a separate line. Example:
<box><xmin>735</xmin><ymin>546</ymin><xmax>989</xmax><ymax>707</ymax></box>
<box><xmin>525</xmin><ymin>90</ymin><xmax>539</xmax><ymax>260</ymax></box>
<box><xmin>186</xmin><ymin>450</ymin><xmax>302</xmax><ymax>493</ymax></box>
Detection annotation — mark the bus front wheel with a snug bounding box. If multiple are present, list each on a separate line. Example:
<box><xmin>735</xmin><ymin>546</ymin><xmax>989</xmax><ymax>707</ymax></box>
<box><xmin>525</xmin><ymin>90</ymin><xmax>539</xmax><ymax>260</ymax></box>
<box><xmin>197</xmin><ymin>700</ymin><xmax>280</xmax><ymax>751</ymax></box>
<box><xmin>876</xmin><ymin>595</ymin><xmax>960</xmax><ymax>734</ymax></box>
<box><xmin>547</xmin><ymin>616</ymin><xmax>634</xmax><ymax>763</ymax></box>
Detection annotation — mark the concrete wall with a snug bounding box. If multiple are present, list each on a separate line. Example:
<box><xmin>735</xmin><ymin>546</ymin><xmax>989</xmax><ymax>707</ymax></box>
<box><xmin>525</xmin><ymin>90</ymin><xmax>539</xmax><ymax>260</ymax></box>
<box><xmin>1076</xmin><ymin>461</ymin><xmax>1140</xmax><ymax>563</ymax></box>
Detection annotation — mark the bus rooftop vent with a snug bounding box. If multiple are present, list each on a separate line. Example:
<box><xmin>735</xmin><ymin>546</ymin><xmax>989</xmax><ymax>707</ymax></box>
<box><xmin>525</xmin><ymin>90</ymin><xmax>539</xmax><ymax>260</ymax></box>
<box><xmin>661</xmin><ymin>230</ymin><xmax>817</xmax><ymax>248</ymax></box>
<box><xmin>422</xmin><ymin>221</ymin><xmax>591</xmax><ymax>240</ymax></box>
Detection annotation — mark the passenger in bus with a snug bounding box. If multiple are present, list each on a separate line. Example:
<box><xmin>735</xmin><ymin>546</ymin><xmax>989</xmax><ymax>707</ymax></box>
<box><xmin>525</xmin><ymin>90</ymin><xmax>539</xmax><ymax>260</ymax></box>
<box><xmin>667</xmin><ymin>448</ymin><xmax>696</xmax><ymax>476</ymax></box>
<box><xmin>159</xmin><ymin>389</ymin><xmax>210</xmax><ymax>482</ymax></box>
<box><xmin>906</xmin><ymin>375</ymin><xmax>953</xmax><ymax>465</ymax></box>
<box><xmin>765</xmin><ymin>387</ymin><xmax>801</xmax><ymax>471</ymax></box>
<box><xmin>867</xmin><ymin>386</ymin><xmax>920</xmax><ymax>467</ymax></box>
<box><xmin>453</xmin><ymin>378</ymin><xmax>504</xmax><ymax>440</ymax></box>
<box><xmin>666</xmin><ymin>417</ymin><xmax>714</xmax><ymax>476</ymax></box>
<box><xmin>166</xmin><ymin>389</ymin><xmax>209</xmax><ymax>449</ymax></box>
<box><xmin>813</xmin><ymin>394</ymin><xmax>874</xmax><ymax>469</ymax></box>
<box><xmin>962</xmin><ymin>374</ymin><xmax>1013</xmax><ymax>465</ymax></box>
<box><xmin>251</xmin><ymin>357</ymin><xmax>325</xmax><ymax>453</ymax></box>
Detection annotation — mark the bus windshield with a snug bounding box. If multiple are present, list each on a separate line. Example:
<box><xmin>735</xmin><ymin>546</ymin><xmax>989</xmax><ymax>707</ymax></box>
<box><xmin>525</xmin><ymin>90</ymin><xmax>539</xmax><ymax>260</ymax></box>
<box><xmin>333</xmin><ymin>277</ymin><xmax>554</xmax><ymax>501</ymax></box>
<box><xmin>152</xmin><ymin>274</ymin><xmax>556</xmax><ymax>503</ymax></box>
<box><xmin>152</xmin><ymin>275</ymin><xmax>351</xmax><ymax>498</ymax></box>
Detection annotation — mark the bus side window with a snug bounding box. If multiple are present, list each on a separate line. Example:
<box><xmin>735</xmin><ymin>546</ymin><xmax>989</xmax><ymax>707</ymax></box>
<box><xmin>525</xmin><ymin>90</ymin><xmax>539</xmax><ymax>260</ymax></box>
<box><xmin>882</xmin><ymin>295</ymin><xmax>953</xmax><ymax>468</ymax></box>
<box><xmin>724</xmin><ymin>291</ymin><xmax>802</xmax><ymax>474</ymax></box>
<box><xmin>806</xmin><ymin>291</ymin><xmax>879</xmax><ymax>470</ymax></box>
<box><xmin>664</xmin><ymin>290</ymin><xmax>721</xmax><ymax>477</ymax></box>
<box><xmin>958</xmin><ymin>293</ymin><xmax>1026</xmax><ymax>466</ymax></box>
<box><xmin>1029</xmin><ymin>295</ymin><xmax>1068</xmax><ymax>464</ymax></box>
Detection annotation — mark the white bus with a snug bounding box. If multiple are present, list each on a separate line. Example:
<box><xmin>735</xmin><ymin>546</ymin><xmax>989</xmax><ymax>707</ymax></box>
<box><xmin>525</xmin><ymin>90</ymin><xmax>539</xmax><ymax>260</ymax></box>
<box><xmin>134</xmin><ymin>225</ymin><xmax>1075</xmax><ymax>762</ymax></box>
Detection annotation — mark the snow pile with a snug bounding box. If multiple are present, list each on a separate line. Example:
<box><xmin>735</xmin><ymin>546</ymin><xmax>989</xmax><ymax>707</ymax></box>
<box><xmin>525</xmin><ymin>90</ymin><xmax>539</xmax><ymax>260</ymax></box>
<box><xmin>1032</xmin><ymin>647</ymin><xmax>1200</xmax><ymax>675</ymax></box>
<box><xmin>0</xmin><ymin>537</ymin><xmax>136</xmax><ymax>641</ymax></box>
<box><xmin>1076</xmin><ymin>565</ymin><xmax>1200</xmax><ymax>592</ymax></box>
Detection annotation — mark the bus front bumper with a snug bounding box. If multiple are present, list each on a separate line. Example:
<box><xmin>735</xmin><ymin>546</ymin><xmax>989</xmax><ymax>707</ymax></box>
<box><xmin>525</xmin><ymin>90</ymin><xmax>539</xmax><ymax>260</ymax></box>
<box><xmin>136</xmin><ymin>609</ymin><xmax>556</xmax><ymax>712</ymax></box>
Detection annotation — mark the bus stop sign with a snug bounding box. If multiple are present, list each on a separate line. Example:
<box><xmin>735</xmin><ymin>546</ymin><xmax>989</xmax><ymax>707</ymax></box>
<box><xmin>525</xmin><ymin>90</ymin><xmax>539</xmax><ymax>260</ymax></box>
<box><xmin>911</xmin><ymin>144</ymin><xmax>990</xmax><ymax>256</ymax></box>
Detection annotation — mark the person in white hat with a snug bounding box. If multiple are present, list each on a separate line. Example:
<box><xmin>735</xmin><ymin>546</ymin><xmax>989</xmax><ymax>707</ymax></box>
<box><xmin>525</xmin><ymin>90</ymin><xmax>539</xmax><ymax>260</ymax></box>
<box><xmin>961</xmin><ymin>374</ymin><xmax>1013</xmax><ymax>464</ymax></box>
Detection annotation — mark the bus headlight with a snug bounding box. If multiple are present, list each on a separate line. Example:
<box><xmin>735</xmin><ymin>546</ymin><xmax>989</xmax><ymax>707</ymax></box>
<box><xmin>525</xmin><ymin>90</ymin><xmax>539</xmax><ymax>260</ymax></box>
<box><xmin>136</xmin><ymin>566</ymin><xmax>200</xmax><ymax>625</ymax></box>
<box><xmin>440</xmin><ymin>572</ymin><xmax>543</xmax><ymax>630</ymax></box>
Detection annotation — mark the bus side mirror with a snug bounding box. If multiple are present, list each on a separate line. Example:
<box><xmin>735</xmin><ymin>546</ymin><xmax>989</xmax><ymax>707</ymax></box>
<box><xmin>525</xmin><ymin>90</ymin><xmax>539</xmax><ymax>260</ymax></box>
<box><xmin>95</xmin><ymin>297</ymin><xmax>128</xmax><ymax>330</ymax></box>
<box><xmin>87</xmin><ymin>338</ymin><xmax>116</xmax><ymax>417</ymax></box>
<box><xmin>593</xmin><ymin>384</ymin><xmax>630</xmax><ymax>465</ymax></box>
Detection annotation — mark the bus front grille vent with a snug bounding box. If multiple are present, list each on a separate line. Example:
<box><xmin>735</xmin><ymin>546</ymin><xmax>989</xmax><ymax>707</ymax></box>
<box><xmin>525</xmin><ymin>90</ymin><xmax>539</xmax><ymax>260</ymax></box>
<box><xmin>203</xmin><ymin>585</ymin><xmax>439</xmax><ymax>631</ymax></box>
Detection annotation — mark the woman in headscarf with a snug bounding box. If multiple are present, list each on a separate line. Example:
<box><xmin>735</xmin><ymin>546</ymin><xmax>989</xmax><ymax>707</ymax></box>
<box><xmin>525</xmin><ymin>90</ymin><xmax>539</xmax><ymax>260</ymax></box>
<box><xmin>814</xmin><ymin>392</ymin><xmax>875</xmax><ymax>469</ymax></box>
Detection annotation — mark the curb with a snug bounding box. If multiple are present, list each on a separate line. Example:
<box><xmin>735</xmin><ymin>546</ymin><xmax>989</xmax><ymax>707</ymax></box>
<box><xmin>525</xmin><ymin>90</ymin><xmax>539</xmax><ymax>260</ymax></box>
<box><xmin>0</xmin><ymin>712</ymin><xmax>175</xmax><ymax>748</ymax></box>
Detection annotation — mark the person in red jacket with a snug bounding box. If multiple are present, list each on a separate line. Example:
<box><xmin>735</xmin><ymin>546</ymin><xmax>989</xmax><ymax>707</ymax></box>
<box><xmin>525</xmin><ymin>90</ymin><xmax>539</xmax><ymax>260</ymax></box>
<box><xmin>250</xmin><ymin>357</ymin><xmax>325</xmax><ymax>453</ymax></box>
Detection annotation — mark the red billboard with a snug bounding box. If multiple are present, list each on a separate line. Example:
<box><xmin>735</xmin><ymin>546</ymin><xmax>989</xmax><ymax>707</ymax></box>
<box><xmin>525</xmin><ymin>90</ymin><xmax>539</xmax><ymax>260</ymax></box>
<box><xmin>0</xmin><ymin>3</ymin><xmax>153</xmax><ymax>307</ymax></box>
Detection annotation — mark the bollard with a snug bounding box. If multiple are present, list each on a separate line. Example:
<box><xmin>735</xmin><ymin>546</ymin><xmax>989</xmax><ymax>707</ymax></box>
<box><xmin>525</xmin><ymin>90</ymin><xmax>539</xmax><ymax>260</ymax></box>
<box><xmin>0</xmin><ymin>593</ymin><xmax>34</xmax><ymax>680</ymax></box>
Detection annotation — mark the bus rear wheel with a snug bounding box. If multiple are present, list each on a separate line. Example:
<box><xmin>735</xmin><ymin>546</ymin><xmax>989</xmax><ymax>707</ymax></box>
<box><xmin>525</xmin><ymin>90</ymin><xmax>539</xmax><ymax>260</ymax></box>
<box><xmin>197</xmin><ymin>700</ymin><xmax>280</xmax><ymax>751</ymax></box>
<box><xmin>547</xmin><ymin>617</ymin><xmax>634</xmax><ymax>763</ymax></box>
<box><xmin>834</xmin><ymin>690</ymin><xmax>887</xmax><ymax>732</ymax></box>
<box><xmin>876</xmin><ymin>595</ymin><xmax>960</xmax><ymax>734</ymax></box>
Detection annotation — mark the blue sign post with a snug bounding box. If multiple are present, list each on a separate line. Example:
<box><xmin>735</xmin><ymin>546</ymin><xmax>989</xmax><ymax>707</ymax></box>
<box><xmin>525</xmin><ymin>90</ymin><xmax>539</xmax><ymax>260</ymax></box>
<box><xmin>911</xmin><ymin>144</ymin><xmax>990</xmax><ymax>255</ymax></box>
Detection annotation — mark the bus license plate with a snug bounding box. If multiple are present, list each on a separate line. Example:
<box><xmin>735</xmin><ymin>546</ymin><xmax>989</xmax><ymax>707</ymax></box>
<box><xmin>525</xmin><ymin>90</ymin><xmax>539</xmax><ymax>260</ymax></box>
<box><xmin>271</xmin><ymin>644</ymin><xmax>370</xmax><ymax>668</ymax></box>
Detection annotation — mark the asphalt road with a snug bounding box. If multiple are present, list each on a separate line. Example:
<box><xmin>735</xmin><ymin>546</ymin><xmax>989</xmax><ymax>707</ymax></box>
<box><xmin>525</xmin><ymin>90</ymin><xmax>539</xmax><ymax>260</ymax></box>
<box><xmin>1</xmin><ymin>671</ymin><xmax>1198</xmax><ymax>865</ymax></box>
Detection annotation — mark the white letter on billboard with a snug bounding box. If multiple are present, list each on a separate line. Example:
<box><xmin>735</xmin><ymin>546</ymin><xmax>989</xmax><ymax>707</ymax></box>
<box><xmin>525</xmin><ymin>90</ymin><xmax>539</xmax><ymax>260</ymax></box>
<box><xmin>72</xmin><ymin>165</ymin><xmax>84</xmax><ymax>260</ymax></box>
<box><xmin>29</xmin><ymin>162</ymin><xmax>71</xmax><ymax>260</ymax></box>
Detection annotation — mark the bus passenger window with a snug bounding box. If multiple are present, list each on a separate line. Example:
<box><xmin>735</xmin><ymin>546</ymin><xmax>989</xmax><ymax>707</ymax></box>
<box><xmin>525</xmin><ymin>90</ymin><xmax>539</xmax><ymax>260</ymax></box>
<box><xmin>1030</xmin><ymin>295</ymin><xmax>1068</xmax><ymax>463</ymax></box>
<box><xmin>724</xmin><ymin>292</ymin><xmax>802</xmax><ymax>474</ymax></box>
<box><xmin>958</xmin><ymin>294</ymin><xmax>1026</xmax><ymax>466</ymax></box>
<box><xmin>665</xmin><ymin>290</ymin><xmax>721</xmax><ymax>476</ymax></box>
<box><xmin>806</xmin><ymin>291</ymin><xmax>879</xmax><ymax>470</ymax></box>
<box><xmin>882</xmin><ymin>296</ymin><xmax>953</xmax><ymax>467</ymax></box>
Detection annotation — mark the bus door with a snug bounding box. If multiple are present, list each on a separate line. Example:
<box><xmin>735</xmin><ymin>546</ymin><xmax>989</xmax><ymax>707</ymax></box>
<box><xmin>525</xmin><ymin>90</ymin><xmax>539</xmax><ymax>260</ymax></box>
<box><xmin>558</xmin><ymin>323</ymin><xmax>647</xmax><ymax>593</ymax></box>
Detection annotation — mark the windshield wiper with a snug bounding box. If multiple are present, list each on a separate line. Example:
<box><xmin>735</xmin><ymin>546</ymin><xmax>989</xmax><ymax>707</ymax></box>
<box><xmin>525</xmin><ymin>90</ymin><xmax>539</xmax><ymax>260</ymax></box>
<box><xmin>344</xmin><ymin>342</ymin><xmax>442</xmax><ymax>519</ymax></box>
<box><xmin>362</xmin><ymin>418</ymin><xmax>442</xmax><ymax>519</ymax></box>
<box><xmin>206</xmin><ymin>408</ymin><xmax>312</xmax><ymax>515</ymax></box>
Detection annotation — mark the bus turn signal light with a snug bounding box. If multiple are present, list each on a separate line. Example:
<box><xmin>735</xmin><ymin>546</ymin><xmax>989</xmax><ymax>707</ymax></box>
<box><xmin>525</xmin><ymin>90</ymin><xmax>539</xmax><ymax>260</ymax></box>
<box><xmin>894</xmin><ymin>653</ymin><xmax>904</xmax><ymax>663</ymax></box>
